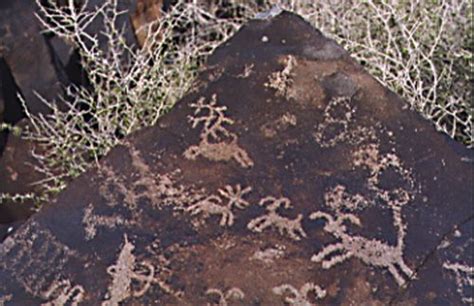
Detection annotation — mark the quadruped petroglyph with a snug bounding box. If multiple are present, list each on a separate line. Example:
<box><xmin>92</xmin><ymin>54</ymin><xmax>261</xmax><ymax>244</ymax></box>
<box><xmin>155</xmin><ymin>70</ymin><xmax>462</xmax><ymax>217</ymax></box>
<box><xmin>0</xmin><ymin>11</ymin><xmax>471</xmax><ymax>305</ymax></box>
<box><xmin>184</xmin><ymin>94</ymin><xmax>253</xmax><ymax>168</ymax></box>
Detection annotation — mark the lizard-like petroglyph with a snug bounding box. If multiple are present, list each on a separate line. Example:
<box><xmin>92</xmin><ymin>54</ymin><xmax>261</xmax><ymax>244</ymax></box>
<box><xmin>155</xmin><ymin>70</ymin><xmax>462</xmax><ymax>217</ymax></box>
<box><xmin>41</xmin><ymin>279</ymin><xmax>85</xmax><ymax>306</ymax></box>
<box><xmin>443</xmin><ymin>261</ymin><xmax>474</xmax><ymax>304</ymax></box>
<box><xmin>248</xmin><ymin>196</ymin><xmax>306</xmax><ymax>240</ymax></box>
<box><xmin>272</xmin><ymin>282</ymin><xmax>326</xmax><ymax>306</ymax></box>
<box><xmin>186</xmin><ymin>184</ymin><xmax>252</xmax><ymax>226</ymax></box>
<box><xmin>103</xmin><ymin>234</ymin><xmax>172</xmax><ymax>305</ymax></box>
<box><xmin>184</xmin><ymin>94</ymin><xmax>253</xmax><ymax>168</ymax></box>
<box><xmin>205</xmin><ymin>287</ymin><xmax>245</xmax><ymax>306</ymax></box>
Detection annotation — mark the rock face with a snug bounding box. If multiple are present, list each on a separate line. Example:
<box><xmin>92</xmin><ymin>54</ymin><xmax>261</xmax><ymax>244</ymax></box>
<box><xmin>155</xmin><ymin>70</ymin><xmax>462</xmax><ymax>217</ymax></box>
<box><xmin>0</xmin><ymin>12</ymin><xmax>472</xmax><ymax>305</ymax></box>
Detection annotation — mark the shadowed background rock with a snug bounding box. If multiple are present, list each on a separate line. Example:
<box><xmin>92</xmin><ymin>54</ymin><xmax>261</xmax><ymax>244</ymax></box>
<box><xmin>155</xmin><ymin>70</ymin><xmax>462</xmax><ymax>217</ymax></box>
<box><xmin>0</xmin><ymin>11</ymin><xmax>472</xmax><ymax>305</ymax></box>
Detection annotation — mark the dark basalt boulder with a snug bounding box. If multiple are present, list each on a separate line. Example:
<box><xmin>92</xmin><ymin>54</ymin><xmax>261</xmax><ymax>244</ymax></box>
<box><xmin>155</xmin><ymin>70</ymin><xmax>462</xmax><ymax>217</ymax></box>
<box><xmin>0</xmin><ymin>11</ymin><xmax>472</xmax><ymax>305</ymax></box>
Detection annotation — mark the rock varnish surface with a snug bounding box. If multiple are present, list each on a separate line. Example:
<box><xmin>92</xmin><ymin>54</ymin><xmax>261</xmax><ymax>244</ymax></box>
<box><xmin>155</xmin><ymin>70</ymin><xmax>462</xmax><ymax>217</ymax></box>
<box><xmin>0</xmin><ymin>12</ymin><xmax>472</xmax><ymax>305</ymax></box>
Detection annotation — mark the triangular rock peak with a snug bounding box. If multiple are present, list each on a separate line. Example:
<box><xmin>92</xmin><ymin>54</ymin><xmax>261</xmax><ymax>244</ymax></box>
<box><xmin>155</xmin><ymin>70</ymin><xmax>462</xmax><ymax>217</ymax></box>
<box><xmin>0</xmin><ymin>12</ymin><xmax>472</xmax><ymax>305</ymax></box>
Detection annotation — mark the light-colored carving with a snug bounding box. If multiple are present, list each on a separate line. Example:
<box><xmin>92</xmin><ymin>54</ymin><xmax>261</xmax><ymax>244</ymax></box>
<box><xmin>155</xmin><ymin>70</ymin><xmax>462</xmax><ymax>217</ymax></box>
<box><xmin>261</xmin><ymin>112</ymin><xmax>297</xmax><ymax>138</ymax></box>
<box><xmin>248</xmin><ymin>196</ymin><xmax>306</xmax><ymax>240</ymax></box>
<box><xmin>206</xmin><ymin>287</ymin><xmax>245</xmax><ymax>306</ymax></box>
<box><xmin>272</xmin><ymin>282</ymin><xmax>326</xmax><ymax>306</ymax></box>
<box><xmin>82</xmin><ymin>203</ymin><xmax>133</xmax><ymax>240</ymax></box>
<box><xmin>309</xmin><ymin>211</ymin><xmax>414</xmax><ymax>286</ymax></box>
<box><xmin>443</xmin><ymin>261</ymin><xmax>473</xmax><ymax>304</ymax></box>
<box><xmin>0</xmin><ymin>222</ymin><xmax>77</xmax><ymax>297</ymax></box>
<box><xmin>265</xmin><ymin>55</ymin><xmax>296</xmax><ymax>98</ymax></box>
<box><xmin>0</xmin><ymin>295</ymin><xmax>12</xmax><ymax>306</ymax></box>
<box><xmin>236</xmin><ymin>63</ymin><xmax>254</xmax><ymax>78</ymax></box>
<box><xmin>103</xmin><ymin>235</ymin><xmax>172</xmax><ymax>306</ymax></box>
<box><xmin>187</xmin><ymin>185</ymin><xmax>252</xmax><ymax>226</ymax></box>
<box><xmin>41</xmin><ymin>279</ymin><xmax>85</xmax><ymax>306</ymax></box>
<box><xmin>313</xmin><ymin>96</ymin><xmax>376</xmax><ymax>148</ymax></box>
<box><xmin>184</xmin><ymin>94</ymin><xmax>253</xmax><ymax>168</ymax></box>
<box><xmin>250</xmin><ymin>247</ymin><xmax>285</xmax><ymax>264</ymax></box>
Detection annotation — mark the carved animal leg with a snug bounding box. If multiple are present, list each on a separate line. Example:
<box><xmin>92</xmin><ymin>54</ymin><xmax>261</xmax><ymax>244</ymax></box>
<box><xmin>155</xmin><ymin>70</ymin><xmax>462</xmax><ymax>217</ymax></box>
<box><xmin>321</xmin><ymin>251</ymin><xmax>353</xmax><ymax>269</ymax></box>
<box><xmin>311</xmin><ymin>243</ymin><xmax>344</xmax><ymax>263</ymax></box>
<box><xmin>220</xmin><ymin>211</ymin><xmax>234</xmax><ymax>226</ymax></box>
<box><xmin>398</xmin><ymin>260</ymin><xmax>415</xmax><ymax>279</ymax></box>
<box><xmin>388</xmin><ymin>264</ymin><xmax>406</xmax><ymax>287</ymax></box>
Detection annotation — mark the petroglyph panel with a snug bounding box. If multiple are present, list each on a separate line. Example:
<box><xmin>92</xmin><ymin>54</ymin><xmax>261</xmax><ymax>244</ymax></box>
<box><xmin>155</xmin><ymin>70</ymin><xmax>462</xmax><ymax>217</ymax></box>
<box><xmin>0</xmin><ymin>11</ymin><xmax>472</xmax><ymax>305</ymax></box>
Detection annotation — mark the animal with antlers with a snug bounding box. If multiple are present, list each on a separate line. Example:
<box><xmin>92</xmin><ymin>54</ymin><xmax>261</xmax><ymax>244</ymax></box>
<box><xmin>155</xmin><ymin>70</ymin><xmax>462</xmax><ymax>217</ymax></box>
<box><xmin>309</xmin><ymin>211</ymin><xmax>414</xmax><ymax>286</ymax></box>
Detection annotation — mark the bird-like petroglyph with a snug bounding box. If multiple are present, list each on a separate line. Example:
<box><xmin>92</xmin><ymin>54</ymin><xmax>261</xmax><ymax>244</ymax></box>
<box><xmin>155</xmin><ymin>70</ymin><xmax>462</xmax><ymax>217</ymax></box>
<box><xmin>184</xmin><ymin>94</ymin><xmax>253</xmax><ymax>168</ymax></box>
<box><xmin>272</xmin><ymin>282</ymin><xmax>326</xmax><ymax>306</ymax></box>
<box><xmin>248</xmin><ymin>196</ymin><xmax>306</xmax><ymax>241</ymax></box>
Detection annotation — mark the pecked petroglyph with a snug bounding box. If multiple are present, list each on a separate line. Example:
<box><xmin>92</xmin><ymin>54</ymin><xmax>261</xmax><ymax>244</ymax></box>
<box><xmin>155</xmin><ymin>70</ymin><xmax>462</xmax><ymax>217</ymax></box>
<box><xmin>0</xmin><ymin>295</ymin><xmax>12</xmax><ymax>306</ymax></box>
<box><xmin>313</xmin><ymin>96</ymin><xmax>376</xmax><ymax>148</ymax></box>
<box><xmin>309</xmin><ymin>210</ymin><xmax>414</xmax><ymax>286</ymax></box>
<box><xmin>250</xmin><ymin>246</ymin><xmax>285</xmax><ymax>264</ymax></box>
<box><xmin>41</xmin><ymin>279</ymin><xmax>85</xmax><ymax>306</ymax></box>
<box><xmin>265</xmin><ymin>55</ymin><xmax>296</xmax><ymax>99</ymax></box>
<box><xmin>186</xmin><ymin>184</ymin><xmax>252</xmax><ymax>226</ymax></box>
<box><xmin>205</xmin><ymin>287</ymin><xmax>245</xmax><ymax>306</ymax></box>
<box><xmin>272</xmin><ymin>282</ymin><xmax>326</xmax><ymax>306</ymax></box>
<box><xmin>103</xmin><ymin>234</ymin><xmax>173</xmax><ymax>306</ymax></box>
<box><xmin>184</xmin><ymin>94</ymin><xmax>253</xmax><ymax>168</ymax></box>
<box><xmin>247</xmin><ymin>196</ymin><xmax>306</xmax><ymax>241</ymax></box>
<box><xmin>82</xmin><ymin>203</ymin><xmax>134</xmax><ymax>240</ymax></box>
<box><xmin>261</xmin><ymin>112</ymin><xmax>297</xmax><ymax>138</ymax></box>
<box><xmin>236</xmin><ymin>63</ymin><xmax>254</xmax><ymax>79</ymax></box>
<box><xmin>0</xmin><ymin>222</ymin><xmax>78</xmax><ymax>297</ymax></box>
<box><xmin>443</xmin><ymin>261</ymin><xmax>474</xmax><ymax>304</ymax></box>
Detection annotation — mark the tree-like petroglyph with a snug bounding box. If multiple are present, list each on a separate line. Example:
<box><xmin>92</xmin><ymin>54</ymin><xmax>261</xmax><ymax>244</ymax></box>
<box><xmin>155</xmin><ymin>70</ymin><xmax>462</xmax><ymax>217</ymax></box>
<box><xmin>186</xmin><ymin>184</ymin><xmax>252</xmax><ymax>226</ymax></box>
<box><xmin>41</xmin><ymin>279</ymin><xmax>85</xmax><ymax>306</ymax></box>
<box><xmin>309</xmin><ymin>211</ymin><xmax>414</xmax><ymax>286</ymax></box>
<box><xmin>313</xmin><ymin>96</ymin><xmax>376</xmax><ymax>148</ymax></box>
<box><xmin>0</xmin><ymin>222</ymin><xmax>78</xmax><ymax>298</ymax></box>
<box><xmin>272</xmin><ymin>282</ymin><xmax>326</xmax><ymax>306</ymax></box>
<box><xmin>248</xmin><ymin>196</ymin><xmax>306</xmax><ymax>240</ymax></box>
<box><xmin>184</xmin><ymin>94</ymin><xmax>253</xmax><ymax>168</ymax></box>
<box><xmin>103</xmin><ymin>234</ymin><xmax>173</xmax><ymax>306</ymax></box>
<box><xmin>443</xmin><ymin>261</ymin><xmax>474</xmax><ymax>304</ymax></box>
<box><xmin>205</xmin><ymin>287</ymin><xmax>245</xmax><ymax>306</ymax></box>
<box><xmin>265</xmin><ymin>55</ymin><xmax>296</xmax><ymax>98</ymax></box>
<box><xmin>82</xmin><ymin>203</ymin><xmax>133</xmax><ymax>240</ymax></box>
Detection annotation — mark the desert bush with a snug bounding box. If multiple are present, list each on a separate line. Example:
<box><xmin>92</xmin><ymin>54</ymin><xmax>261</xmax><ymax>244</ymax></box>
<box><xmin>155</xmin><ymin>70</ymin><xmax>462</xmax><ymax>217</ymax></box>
<box><xmin>6</xmin><ymin>0</ymin><xmax>471</xmax><ymax>207</ymax></box>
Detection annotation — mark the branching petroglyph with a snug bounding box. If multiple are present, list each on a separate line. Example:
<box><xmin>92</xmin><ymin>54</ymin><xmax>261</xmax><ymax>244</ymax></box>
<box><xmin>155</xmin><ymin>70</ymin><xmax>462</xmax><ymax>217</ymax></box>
<box><xmin>313</xmin><ymin>96</ymin><xmax>376</xmax><ymax>148</ymax></box>
<box><xmin>205</xmin><ymin>287</ymin><xmax>245</xmax><ymax>306</ymax></box>
<box><xmin>41</xmin><ymin>279</ymin><xmax>85</xmax><ymax>306</ymax></box>
<box><xmin>103</xmin><ymin>235</ymin><xmax>172</xmax><ymax>306</ymax></box>
<box><xmin>309</xmin><ymin>211</ymin><xmax>414</xmax><ymax>286</ymax></box>
<box><xmin>443</xmin><ymin>261</ymin><xmax>474</xmax><ymax>304</ymax></box>
<box><xmin>265</xmin><ymin>55</ymin><xmax>296</xmax><ymax>98</ymax></box>
<box><xmin>272</xmin><ymin>282</ymin><xmax>326</xmax><ymax>306</ymax></box>
<box><xmin>82</xmin><ymin>203</ymin><xmax>133</xmax><ymax>240</ymax></box>
<box><xmin>248</xmin><ymin>196</ymin><xmax>306</xmax><ymax>240</ymax></box>
<box><xmin>184</xmin><ymin>94</ymin><xmax>253</xmax><ymax>168</ymax></box>
<box><xmin>186</xmin><ymin>185</ymin><xmax>252</xmax><ymax>226</ymax></box>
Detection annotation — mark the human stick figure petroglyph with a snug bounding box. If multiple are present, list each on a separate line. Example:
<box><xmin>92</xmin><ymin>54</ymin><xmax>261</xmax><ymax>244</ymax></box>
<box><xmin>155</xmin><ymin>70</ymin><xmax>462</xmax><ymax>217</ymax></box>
<box><xmin>247</xmin><ymin>196</ymin><xmax>307</xmax><ymax>241</ymax></box>
<box><xmin>184</xmin><ymin>94</ymin><xmax>253</xmax><ymax>168</ymax></box>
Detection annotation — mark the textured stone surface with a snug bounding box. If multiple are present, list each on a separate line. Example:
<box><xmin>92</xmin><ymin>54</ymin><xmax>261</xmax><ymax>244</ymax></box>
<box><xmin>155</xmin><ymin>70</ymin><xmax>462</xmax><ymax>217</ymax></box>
<box><xmin>0</xmin><ymin>12</ymin><xmax>472</xmax><ymax>305</ymax></box>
